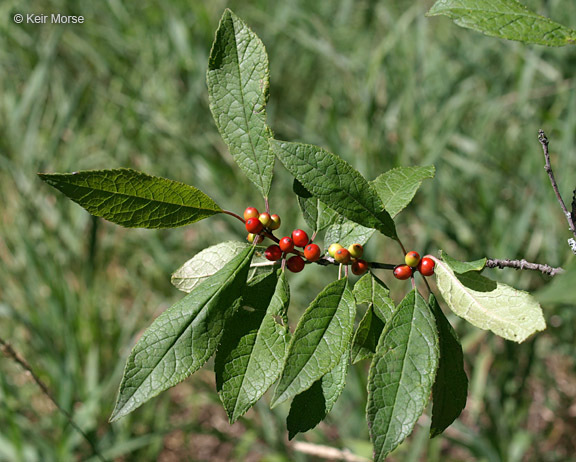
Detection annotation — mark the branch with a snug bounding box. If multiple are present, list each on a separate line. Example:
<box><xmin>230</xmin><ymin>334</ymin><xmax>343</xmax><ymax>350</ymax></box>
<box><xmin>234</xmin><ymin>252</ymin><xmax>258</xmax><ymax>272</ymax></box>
<box><xmin>291</xmin><ymin>441</ymin><xmax>370</xmax><ymax>462</ymax></box>
<box><xmin>486</xmin><ymin>258</ymin><xmax>564</xmax><ymax>276</ymax></box>
<box><xmin>0</xmin><ymin>337</ymin><xmax>107</xmax><ymax>462</ymax></box>
<box><xmin>538</xmin><ymin>130</ymin><xmax>576</xmax><ymax>253</ymax></box>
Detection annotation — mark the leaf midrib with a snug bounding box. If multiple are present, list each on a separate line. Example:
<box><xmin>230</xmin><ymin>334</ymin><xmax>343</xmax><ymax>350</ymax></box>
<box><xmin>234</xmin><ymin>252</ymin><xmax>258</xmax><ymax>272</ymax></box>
<box><xmin>226</xmin><ymin>13</ymin><xmax>268</xmax><ymax>193</ymax></box>
<box><xmin>275</xmin><ymin>284</ymin><xmax>348</xmax><ymax>404</ymax></box>
<box><xmin>117</xmin><ymin>251</ymin><xmax>250</xmax><ymax>417</ymax></box>
<box><xmin>280</xmin><ymin>143</ymin><xmax>393</xmax><ymax>235</ymax></box>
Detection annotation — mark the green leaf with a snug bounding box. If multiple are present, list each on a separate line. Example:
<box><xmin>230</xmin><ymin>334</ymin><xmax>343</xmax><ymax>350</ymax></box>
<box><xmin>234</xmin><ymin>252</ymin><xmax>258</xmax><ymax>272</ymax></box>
<box><xmin>324</xmin><ymin>216</ymin><xmax>375</xmax><ymax>249</ymax></box>
<box><xmin>440</xmin><ymin>251</ymin><xmax>487</xmax><ymax>273</ymax></box>
<box><xmin>109</xmin><ymin>246</ymin><xmax>254</xmax><ymax>422</ymax></box>
<box><xmin>429</xmin><ymin>294</ymin><xmax>468</xmax><ymax>438</ymax></box>
<box><xmin>207</xmin><ymin>9</ymin><xmax>274</xmax><ymax>198</ymax></box>
<box><xmin>286</xmin><ymin>347</ymin><xmax>349</xmax><ymax>439</ymax></box>
<box><xmin>432</xmin><ymin>256</ymin><xmax>546</xmax><ymax>342</ymax></box>
<box><xmin>372</xmin><ymin>166</ymin><xmax>435</xmax><ymax>217</ymax></box>
<box><xmin>350</xmin><ymin>306</ymin><xmax>385</xmax><ymax>364</ymax></box>
<box><xmin>271</xmin><ymin>140</ymin><xmax>397</xmax><ymax>239</ymax></box>
<box><xmin>216</xmin><ymin>271</ymin><xmax>290</xmax><ymax>422</ymax></box>
<box><xmin>427</xmin><ymin>0</ymin><xmax>576</xmax><ymax>47</ymax></box>
<box><xmin>353</xmin><ymin>273</ymin><xmax>395</xmax><ymax>323</ymax></box>
<box><xmin>293</xmin><ymin>179</ymin><xmax>338</xmax><ymax>232</ymax></box>
<box><xmin>367</xmin><ymin>291</ymin><xmax>439</xmax><ymax>461</ymax></box>
<box><xmin>172</xmin><ymin>241</ymin><xmax>249</xmax><ymax>293</ymax></box>
<box><xmin>39</xmin><ymin>169</ymin><xmax>222</xmax><ymax>228</ymax></box>
<box><xmin>271</xmin><ymin>278</ymin><xmax>355</xmax><ymax>407</ymax></box>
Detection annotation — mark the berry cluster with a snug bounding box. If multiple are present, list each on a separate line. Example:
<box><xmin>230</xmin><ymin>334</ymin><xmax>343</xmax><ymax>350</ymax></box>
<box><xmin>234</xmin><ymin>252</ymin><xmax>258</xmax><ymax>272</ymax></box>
<box><xmin>244</xmin><ymin>207</ymin><xmax>322</xmax><ymax>273</ymax></box>
<box><xmin>393</xmin><ymin>251</ymin><xmax>435</xmax><ymax>280</ymax></box>
<box><xmin>243</xmin><ymin>207</ymin><xmax>435</xmax><ymax>279</ymax></box>
<box><xmin>327</xmin><ymin>242</ymin><xmax>369</xmax><ymax>276</ymax></box>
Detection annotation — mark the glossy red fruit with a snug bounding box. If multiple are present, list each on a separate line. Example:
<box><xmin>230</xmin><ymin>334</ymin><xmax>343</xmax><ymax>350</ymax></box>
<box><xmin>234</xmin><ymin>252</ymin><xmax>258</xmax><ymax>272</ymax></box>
<box><xmin>393</xmin><ymin>265</ymin><xmax>413</xmax><ymax>280</ymax></box>
<box><xmin>287</xmin><ymin>255</ymin><xmax>305</xmax><ymax>273</ymax></box>
<box><xmin>243</xmin><ymin>207</ymin><xmax>259</xmax><ymax>221</ymax></box>
<box><xmin>334</xmin><ymin>248</ymin><xmax>351</xmax><ymax>264</ymax></box>
<box><xmin>351</xmin><ymin>259</ymin><xmax>368</xmax><ymax>275</ymax></box>
<box><xmin>417</xmin><ymin>257</ymin><xmax>435</xmax><ymax>276</ymax></box>
<box><xmin>245</xmin><ymin>217</ymin><xmax>263</xmax><ymax>234</ymax></box>
<box><xmin>265</xmin><ymin>244</ymin><xmax>283</xmax><ymax>261</ymax></box>
<box><xmin>348</xmin><ymin>243</ymin><xmax>364</xmax><ymax>259</ymax></box>
<box><xmin>259</xmin><ymin>212</ymin><xmax>272</xmax><ymax>227</ymax></box>
<box><xmin>405</xmin><ymin>251</ymin><xmax>421</xmax><ymax>268</ymax></box>
<box><xmin>279</xmin><ymin>236</ymin><xmax>295</xmax><ymax>253</ymax></box>
<box><xmin>269</xmin><ymin>214</ymin><xmax>281</xmax><ymax>230</ymax></box>
<box><xmin>304</xmin><ymin>244</ymin><xmax>321</xmax><ymax>262</ymax></box>
<box><xmin>291</xmin><ymin>229</ymin><xmax>309</xmax><ymax>247</ymax></box>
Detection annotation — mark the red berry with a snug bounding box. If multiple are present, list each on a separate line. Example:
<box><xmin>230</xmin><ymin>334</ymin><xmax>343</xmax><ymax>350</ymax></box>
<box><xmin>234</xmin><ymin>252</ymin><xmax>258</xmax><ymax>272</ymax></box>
<box><xmin>405</xmin><ymin>251</ymin><xmax>421</xmax><ymax>268</ymax></box>
<box><xmin>279</xmin><ymin>236</ymin><xmax>295</xmax><ymax>253</ymax></box>
<box><xmin>304</xmin><ymin>244</ymin><xmax>321</xmax><ymax>262</ymax></box>
<box><xmin>244</xmin><ymin>207</ymin><xmax>259</xmax><ymax>221</ymax></box>
<box><xmin>417</xmin><ymin>257</ymin><xmax>435</xmax><ymax>276</ymax></box>
<box><xmin>334</xmin><ymin>248</ymin><xmax>351</xmax><ymax>264</ymax></box>
<box><xmin>393</xmin><ymin>265</ymin><xmax>413</xmax><ymax>280</ymax></box>
<box><xmin>259</xmin><ymin>212</ymin><xmax>272</xmax><ymax>227</ymax></box>
<box><xmin>351</xmin><ymin>259</ymin><xmax>368</xmax><ymax>275</ymax></box>
<box><xmin>287</xmin><ymin>255</ymin><xmax>305</xmax><ymax>273</ymax></box>
<box><xmin>269</xmin><ymin>214</ymin><xmax>281</xmax><ymax>230</ymax></box>
<box><xmin>291</xmin><ymin>229</ymin><xmax>309</xmax><ymax>247</ymax></box>
<box><xmin>245</xmin><ymin>217</ymin><xmax>263</xmax><ymax>234</ymax></box>
<box><xmin>265</xmin><ymin>245</ymin><xmax>283</xmax><ymax>261</ymax></box>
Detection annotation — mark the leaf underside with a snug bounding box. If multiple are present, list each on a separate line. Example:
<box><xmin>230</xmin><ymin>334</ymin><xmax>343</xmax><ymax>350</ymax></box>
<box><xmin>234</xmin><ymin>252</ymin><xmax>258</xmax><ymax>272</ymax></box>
<box><xmin>172</xmin><ymin>241</ymin><xmax>249</xmax><ymax>293</ymax></box>
<box><xmin>433</xmin><ymin>255</ymin><xmax>546</xmax><ymax>342</ymax></box>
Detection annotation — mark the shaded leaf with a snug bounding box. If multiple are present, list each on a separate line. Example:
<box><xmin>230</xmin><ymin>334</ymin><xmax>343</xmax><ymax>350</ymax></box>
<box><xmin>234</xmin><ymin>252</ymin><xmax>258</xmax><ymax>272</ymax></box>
<box><xmin>293</xmin><ymin>179</ymin><xmax>338</xmax><ymax>232</ymax></box>
<box><xmin>39</xmin><ymin>169</ymin><xmax>222</xmax><ymax>228</ymax></box>
<box><xmin>271</xmin><ymin>140</ymin><xmax>397</xmax><ymax>239</ymax></box>
<box><xmin>432</xmin><ymin>255</ymin><xmax>546</xmax><ymax>342</ymax></box>
<box><xmin>207</xmin><ymin>9</ymin><xmax>274</xmax><ymax>198</ymax></box>
<box><xmin>110</xmin><ymin>246</ymin><xmax>254</xmax><ymax>421</ymax></box>
<box><xmin>427</xmin><ymin>0</ymin><xmax>576</xmax><ymax>47</ymax></box>
<box><xmin>441</xmin><ymin>251</ymin><xmax>486</xmax><ymax>273</ymax></box>
<box><xmin>216</xmin><ymin>271</ymin><xmax>290</xmax><ymax>422</ymax></box>
<box><xmin>367</xmin><ymin>291</ymin><xmax>439</xmax><ymax>461</ymax></box>
<box><xmin>372</xmin><ymin>166</ymin><xmax>435</xmax><ymax>217</ymax></box>
<box><xmin>271</xmin><ymin>278</ymin><xmax>355</xmax><ymax>407</ymax></box>
<box><xmin>350</xmin><ymin>306</ymin><xmax>385</xmax><ymax>364</ymax></box>
<box><xmin>353</xmin><ymin>273</ymin><xmax>395</xmax><ymax>322</ymax></box>
<box><xmin>172</xmin><ymin>241</ymin><xmax>249</xmax><ymax>293</ymax></box>
<box><xmin>287</xmin><ymin>347</ymin><xmax>349</xmax><ymax>439</ymax></box>
<box><xmin>429</xmin><ymin>294</ymin><xmax>468</xmax><ymax>438</ymax></box>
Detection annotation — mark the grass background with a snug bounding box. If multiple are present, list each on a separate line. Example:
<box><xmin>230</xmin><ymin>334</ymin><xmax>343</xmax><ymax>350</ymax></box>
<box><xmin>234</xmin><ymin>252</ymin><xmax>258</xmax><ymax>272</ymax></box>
<box><xmin>1</xmin><ymin>0</ymin><xmax>576</xmax><ymax>460</ymax></box>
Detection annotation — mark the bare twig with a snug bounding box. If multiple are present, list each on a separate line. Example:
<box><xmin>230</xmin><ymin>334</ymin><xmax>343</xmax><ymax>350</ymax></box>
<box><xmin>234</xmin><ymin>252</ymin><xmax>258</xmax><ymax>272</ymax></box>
<box><xmin>291</xmin><ymin>441</ymin><xmax>370</xmax><ymax>462</ymax></box>
<box><xmin>538</xmin><ymin>130</ymin><xmax>576</xmax><ymax>253</ymax></box>
<box><xmin>486</xmin><ymin>258</ymin><xmax>564</xmax><ymax>276</ymax></box>
<box><xmin>0</xmin><ymin>337</ymin><xmax>107</xmax><ymax>462</ymax></box>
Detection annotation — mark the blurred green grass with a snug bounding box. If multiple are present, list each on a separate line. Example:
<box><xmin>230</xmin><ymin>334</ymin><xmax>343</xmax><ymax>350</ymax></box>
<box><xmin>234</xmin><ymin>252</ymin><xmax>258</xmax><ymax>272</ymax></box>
<box><xmin>1</xmin><ymin>0</ymin><xmax>576</xmax><ymax>460</ymax></box>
